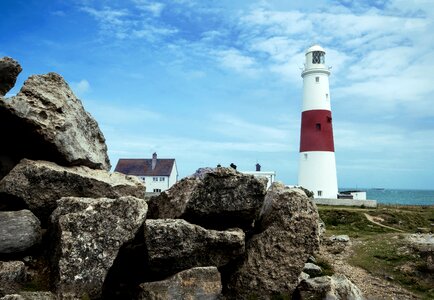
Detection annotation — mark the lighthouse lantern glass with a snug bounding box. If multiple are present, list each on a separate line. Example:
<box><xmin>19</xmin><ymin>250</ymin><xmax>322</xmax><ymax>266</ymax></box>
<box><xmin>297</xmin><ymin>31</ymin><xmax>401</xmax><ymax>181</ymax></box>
<box><xmin>312</xmin><ymin>51</ymin><xmax>325</xmax><ymax>64</ymax></box>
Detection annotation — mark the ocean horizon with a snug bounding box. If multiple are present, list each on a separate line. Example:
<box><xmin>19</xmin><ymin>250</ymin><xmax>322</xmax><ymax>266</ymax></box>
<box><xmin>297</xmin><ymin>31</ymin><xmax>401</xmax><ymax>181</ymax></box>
<box><xmin>339</xmin><ymin>188</ymin><xmax>434</xmax><ymax>206</ymax></box>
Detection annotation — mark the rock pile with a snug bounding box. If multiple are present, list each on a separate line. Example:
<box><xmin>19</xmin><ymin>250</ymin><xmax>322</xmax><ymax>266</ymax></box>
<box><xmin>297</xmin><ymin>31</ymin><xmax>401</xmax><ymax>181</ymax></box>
<box><xmin>0</xmin><ymin>57</ymin><xmax>323</xmax><ymax>299</ymax></box>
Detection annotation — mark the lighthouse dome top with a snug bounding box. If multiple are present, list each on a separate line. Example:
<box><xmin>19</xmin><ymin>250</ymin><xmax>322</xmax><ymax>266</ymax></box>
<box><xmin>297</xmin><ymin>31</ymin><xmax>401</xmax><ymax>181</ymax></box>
<box><xmin>306</xmin><ymin>44</ymin><xmax>325</xmax><ymax>54</ymax></box>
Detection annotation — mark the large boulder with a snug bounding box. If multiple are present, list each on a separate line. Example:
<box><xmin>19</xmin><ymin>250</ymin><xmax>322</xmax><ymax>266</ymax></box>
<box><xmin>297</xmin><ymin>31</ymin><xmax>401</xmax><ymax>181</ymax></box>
<box><xmin>148</xmin><ymin>167</ymin><xmax>266</xmax><ymax>229</ymax></box>
<box><xmin>226</xmin><ymin>183</ymin><xmax>320</xmax><ymax>298</ymax></box>
<box><xmin>50</xmin><ymin>196</ymin><xmax>147</xmax><ymax>299</ymax></box>
<box><xmin>0</xmin><ymin>72</ymin><xmax>110</xmax><ymax>179</ymax></box>
<box><xmin>0</xmin><ymin>210</ymin><xmax>41</xmax><ymax>254</ymax></box>
<box><xmin>294</xmin><ymin>274</ymin><xmax>364</xmax><ymax>300</ymax></box>
<box><xmin>137</xmin><ymin>267</ymin><xmax>222</xmax><ymax>300</ymax></box>
<box><xmin>0</xmin><ymin>292</ymin><xmax>56</xmax><ymax>300</ymax></box>
<box><xmin>145</xmin><ymin>219</ymin><xmax>245</xmax><ymax>276</ymax></box>
<box><xmin>0</xmin><ymin>57</ymin><xmax>22</xmax><ymax>97</ymax></box>
<box><xmin>0</xmin><ymin>159</ymin><xmax>145</xmax><ymax>226</ymax></box>
<box><xmin>0</xmin><ymin>261</ymin><xmax>26</xmax><ymax>295</ymax></box>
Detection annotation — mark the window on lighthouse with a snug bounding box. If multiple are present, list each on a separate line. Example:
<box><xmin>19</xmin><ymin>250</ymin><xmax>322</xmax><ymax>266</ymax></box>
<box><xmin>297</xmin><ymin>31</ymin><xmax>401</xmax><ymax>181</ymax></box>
<box><xmin>312</xmin><ymin>51</ymin><xmax>325</xmax><ymax>64</ymax></box>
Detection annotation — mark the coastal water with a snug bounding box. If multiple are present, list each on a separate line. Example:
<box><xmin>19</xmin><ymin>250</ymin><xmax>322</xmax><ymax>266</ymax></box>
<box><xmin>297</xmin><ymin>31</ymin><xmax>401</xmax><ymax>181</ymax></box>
<box><xmin>340</xmin><ymin>188</ymin><xmax>434</xmax><ymax>206</ymax></box>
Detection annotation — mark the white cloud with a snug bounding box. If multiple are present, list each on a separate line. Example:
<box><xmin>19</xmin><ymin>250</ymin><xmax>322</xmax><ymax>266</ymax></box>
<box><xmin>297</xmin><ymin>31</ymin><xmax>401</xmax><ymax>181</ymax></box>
<box><xmin>215</xmin><ymin>48</ymin><xmax>258</xmax><ymax>75</ymax></box>
<box><xmin>134</xmin><ymin>1</ymin><xmax>166</xmax><ymax>17</ymax></box>
<box><xmin>71</xmin><ymin>79</ymin><xmax>90</xmax><ymax>95</ymax></box>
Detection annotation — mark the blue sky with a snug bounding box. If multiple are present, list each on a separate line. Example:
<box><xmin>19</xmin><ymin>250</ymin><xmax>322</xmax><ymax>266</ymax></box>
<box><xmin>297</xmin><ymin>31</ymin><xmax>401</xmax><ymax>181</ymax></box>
<box><xmin>2</xmin><ymin>0</ymin><xmax>434</xmax><ymax>189</ymax></box>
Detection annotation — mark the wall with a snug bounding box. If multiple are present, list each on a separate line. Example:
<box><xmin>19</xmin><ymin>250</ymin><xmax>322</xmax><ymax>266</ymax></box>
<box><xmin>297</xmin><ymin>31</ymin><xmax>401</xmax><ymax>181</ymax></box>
<box><xmin>314</xmin><ymin>198</ymin><xmax>377</xmax><ymax>208</ymax></box>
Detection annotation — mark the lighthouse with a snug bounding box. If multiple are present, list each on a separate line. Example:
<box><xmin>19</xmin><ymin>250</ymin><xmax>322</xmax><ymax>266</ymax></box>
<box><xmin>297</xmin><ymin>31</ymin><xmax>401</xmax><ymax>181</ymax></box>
<box><xmin>298</xmin><ymin>45</ymin><xmax>338</xmax><ymax>198</ymax></box>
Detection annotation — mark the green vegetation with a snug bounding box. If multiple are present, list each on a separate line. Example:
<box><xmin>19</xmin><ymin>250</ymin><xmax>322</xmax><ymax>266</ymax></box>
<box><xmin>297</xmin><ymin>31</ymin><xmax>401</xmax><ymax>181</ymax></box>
<box><xmin>318</xmin><ymin>205</ymin><xmax>434</xmax><ymax>299</ymax></box>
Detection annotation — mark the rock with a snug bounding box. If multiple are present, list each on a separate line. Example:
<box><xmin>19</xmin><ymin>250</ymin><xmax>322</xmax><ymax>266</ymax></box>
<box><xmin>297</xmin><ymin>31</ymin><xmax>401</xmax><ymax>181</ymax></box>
<box><xmin>318</xmin><ymin>218</ymin><xmax>326</xmax><ymax>237</ymax></box>
<box><xmin>0</xmin><ymin>72</ymin><xmax>110</xmax><ymax>180</ymax></box>
<box><xmin>330</xmin><ymin>235</ymin><xmax>350</xmax><ymax>243</ymax></box>
<box><xmin>0</xmin><ymin>261</ymin><xmax>26</xmax><ymax>295</ymax></box>
<box><xmin>50</xmin><ymin>196</ymin><xmax>147</xmax><ymax>299</ymax></box>
<box><xmin>303</xmin><ymin>263</ymin><xmax>322</xmax><ymax>277</ymax></box>
<box><xmin>147</xmin><ymin>176</ymin><xmax>198</xmax><ymax>220</ymax></box>
<box><xmin>226</xmin><ymin>183</ymin><xmax>320</xmax><ymax>299</ymax></box>
<box><xmin>324</xmin><ymin>235</ymin><xmax>351</xmax><ymax>255</ymax></box>
<box><xmin>0</xmin><ymin>210</ymin><xmax>41</xmax><ymax>254</ymax></box>
<box><xmin>298</xmin><ymin>272</ymin><xmax>310</xmax><ymax>284</ymax></box>
<box><xmin>145</xmin><ymin>219</ymin><xmax>245</xmax><ymax>276</ymax></box>
<box><xmin>294</xmin><ymin>274</ymin><xmax>364</xmax><ymax>300</ymax></box>
<box><xmin>407</xmin><ymin>234</ymin><xmax>434</xmax><ymax>272</ymax></box>
<box><xmin>148</xmin><ymin>167</ymin><xmax>266</xmax><ymax>229</ymax></box>
<box><xmin>137</xmin><ymin>267</ymin><xmax>222</xmax><ymax>300</ymax></box>
<box><xmin>0</xmin><ymin>57</ymin><xmax>22</xmax><ymax>97</ymax></box>
<box><xmin>0</xmin><ymin>159</ymin><xmax>145</xmax><ymax>225</ymax></box>
<box><xmin>0</xmin><ymin>293</ymin><xmax>56</xmax><ymax>300</ymax></box>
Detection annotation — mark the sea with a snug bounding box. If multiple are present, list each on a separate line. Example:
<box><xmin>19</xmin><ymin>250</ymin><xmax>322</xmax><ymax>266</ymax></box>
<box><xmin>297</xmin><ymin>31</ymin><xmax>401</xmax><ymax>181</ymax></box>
<box><xmin>339</xmin><ymin>188</ymin><xmax>434</xmax><ymax>206</ymax></box>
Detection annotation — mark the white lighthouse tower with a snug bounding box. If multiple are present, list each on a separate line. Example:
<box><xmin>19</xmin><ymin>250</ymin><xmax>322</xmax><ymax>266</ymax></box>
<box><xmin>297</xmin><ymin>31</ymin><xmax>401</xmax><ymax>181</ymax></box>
<box><xmin>298</xmin><ymin>45</ymin><xmax>338</xmax><ymax>198</ymax></box>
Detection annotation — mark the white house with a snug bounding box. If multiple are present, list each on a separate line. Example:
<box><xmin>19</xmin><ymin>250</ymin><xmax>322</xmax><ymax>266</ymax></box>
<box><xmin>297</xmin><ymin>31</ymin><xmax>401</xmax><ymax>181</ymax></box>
<box><xmin>240</xmin><ymin>163</ymin><xmax>276</xmax><ymax>190</ymax></box>
<box><xmin>114</xmin><ymin>152</ymin><xmax>178</xmax><ymax>193</ymax></box>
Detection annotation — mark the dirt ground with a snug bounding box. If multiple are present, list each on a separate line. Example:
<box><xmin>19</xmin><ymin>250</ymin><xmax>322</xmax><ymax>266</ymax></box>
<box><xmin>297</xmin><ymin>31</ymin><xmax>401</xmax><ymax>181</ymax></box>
<box><xmin>319</xmin><ymin>239</ymin><xmax>420</xmax><ymax>300</ymax></box>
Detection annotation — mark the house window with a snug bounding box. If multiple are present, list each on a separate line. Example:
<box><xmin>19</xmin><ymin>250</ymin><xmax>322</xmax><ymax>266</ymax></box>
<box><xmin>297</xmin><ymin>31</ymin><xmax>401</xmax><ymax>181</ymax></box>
<box><xmin>304</xmin><ymin>153</ymin><xmax>308</xmax><ymax>160</ymax></box>
<box><xmin>315</xmin><ymin>77</ymin><xmax>319</xmax><ymax>83</ymax></box>
<box><xmin>318</xmin><ymin>190</ymin><xmax>322</xmax><ymax>197</ymax></box>
<box><xmin>316</xmin><ymin>123</ymin><xmax>321</xmax><ymax>131</ymax></box>
<box><xmin>159</xmin><ymin>177</ymin><xmax>165</xmax><ymax>181</ymax></box>
<box><xmin>326</xmin><ymin>93</ymin><xmax>329</xmax><ymax>100</ymax></box>
<box><xmin>327</xmin><ymin>116</ymin><xmax>332</xmax><ymax>123</ymax></box>
<box><xmin>153</xmin><ymin>177</ymin><xmax>158</xmax><ymax>182</ymax></box>
<box><xmin>153</xmin><ymin>189</ymin><xmax>162</xmax><ymax>193</ymax></box>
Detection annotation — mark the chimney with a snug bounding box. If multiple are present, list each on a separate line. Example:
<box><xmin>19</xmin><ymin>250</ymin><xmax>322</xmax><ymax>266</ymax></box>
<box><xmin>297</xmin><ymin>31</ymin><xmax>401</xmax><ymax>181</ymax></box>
<box><xmin>256</xmin><ymin>163</ymin><xmax>261</xmax><ymax>172</ymax></box>
<box><xmin>152</xmin><ymin>152</ymin><xmax>157</xmax><ymax>170</ymax></box>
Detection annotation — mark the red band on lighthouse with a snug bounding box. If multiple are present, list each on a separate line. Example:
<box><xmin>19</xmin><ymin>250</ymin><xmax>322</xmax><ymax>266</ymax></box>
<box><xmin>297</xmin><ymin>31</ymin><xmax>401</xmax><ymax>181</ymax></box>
<box><xmin>300</xmin><ymin>109</ymin><xmax>335</xmax><ymax>152</ymax></box>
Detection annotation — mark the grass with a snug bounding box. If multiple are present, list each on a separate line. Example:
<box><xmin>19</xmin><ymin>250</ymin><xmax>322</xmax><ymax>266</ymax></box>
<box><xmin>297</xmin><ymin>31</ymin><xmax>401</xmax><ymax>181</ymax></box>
<box><xmin>318</xmin><ymin>205</ymin><xmax>434</xmax><ymax>299</ymax></box>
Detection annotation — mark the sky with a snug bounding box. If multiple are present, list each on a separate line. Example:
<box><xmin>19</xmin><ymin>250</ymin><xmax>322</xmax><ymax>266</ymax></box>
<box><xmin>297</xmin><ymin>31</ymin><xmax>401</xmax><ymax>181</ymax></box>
<box><xmin>1</xmin><ymin>0</ymin><xmax>434</xmax><ymax>189</ymax></box>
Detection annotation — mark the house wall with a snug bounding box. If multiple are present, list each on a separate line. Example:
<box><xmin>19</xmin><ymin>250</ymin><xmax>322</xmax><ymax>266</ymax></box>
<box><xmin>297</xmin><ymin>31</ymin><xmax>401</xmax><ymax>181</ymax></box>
<box><xmin>168</xmin><ymin>161</ymin><xmax>178</xmax><ymax>189</ymax></box>
<box><xmin>140</xmin><ymin>176</ymin><xmax>169</xmax><ymax>192</ymax></box>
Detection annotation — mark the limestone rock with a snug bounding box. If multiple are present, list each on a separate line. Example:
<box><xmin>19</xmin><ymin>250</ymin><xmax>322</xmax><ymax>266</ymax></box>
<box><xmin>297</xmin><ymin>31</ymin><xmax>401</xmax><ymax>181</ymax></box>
<box><xmin>0</xmin><ymin>210</ymin><xmax>41</xmax><ymax>254</ymax></box>
<box><xmin>324</xmin><ymin>235</ymin><xmax>351</xmax><ymax>254</ymax></box>
<box><xmin>298</xmin><ymin>272</ymin><xmax>310</xmax><ymax>284</ymax></box>
<box><xmin>0</xmin><ymin>72</ymin><xmax>110</xmax><ymax>180</ymax></box>
<box><xmin>137</xmin><ymin>267</ymin><xmax>222</xmax><ymax>300</ymax></box>
<box><xmin>50</xmin><ymin>196</ymin><xmax>147</xmax><ymax>299</ymax></box>
<box><xmin>226</xmin><ymin>183</ymin><xmax>320</xmax><ymax>298</ymax></box>
<box><xmin>145</xmin><ymin>219</ymin><xmax>245</xmax><ymax>276</ymax></box>
<box><xmin>294</xmin><ymin>274</ymin><xmax>364</xmax><ymax>300</ymax></box>
<box><xmin>0</xmin><ymin>293</ymin><xmax>56</xmax><ymax>300</ymax></box>
<box><xmin>303</xmin><ymin>263</ymin><xmax>322</xmax><ymax>277</ymax></box>
<box><xmin>0</xmin><ymin>159</ymin><xmax>145</xmax><ymax>225</ymax></box>
<box><xmin>0</xmin><ymin>261</ymin><xmax>26</xmax><ymax>295</ymax></box>
<box><xmin>0</xmin><ymin>57</ymin><xmax>22</xmax><ymax>97</ymax></box>
<box><xmin>148</xmin><ymin>167</ymin><xmax>266</xmax><ymax>229</ymax></box>
<box><xmin>147</xmin><ymin>176</ymin><xmax>198</xmax><ymax>220</ymax></box>
<box><xmin>330</xmin><ymin>235</ymin><xmax>350</xmax><ymax>243</ymax></box>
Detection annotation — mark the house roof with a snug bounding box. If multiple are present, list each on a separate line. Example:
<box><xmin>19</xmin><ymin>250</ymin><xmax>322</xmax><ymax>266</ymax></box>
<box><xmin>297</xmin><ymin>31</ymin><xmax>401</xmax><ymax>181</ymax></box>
<box><xmin>114</xmin><ymin>158</ymin><xmax>175</xmax><ymax>176</ymax></box>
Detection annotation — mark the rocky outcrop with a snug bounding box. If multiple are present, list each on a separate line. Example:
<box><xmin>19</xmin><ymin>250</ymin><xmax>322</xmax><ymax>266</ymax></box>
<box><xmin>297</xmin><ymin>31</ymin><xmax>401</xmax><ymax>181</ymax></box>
<box><xmin>0</xmin><ymin>57</ymin><xmax>22</xmax><ymax>97</ymax></box>
<box><xmin>407</xmin><ymin>234</ymin><xmax>434</xmax><ymax>272</ymax></box>
<box><xmin>294</xmin><ymin>274</ymin><xmax>364</xmax><ymax>300</ymax></box>
<box><xmin>0</xmin><ymin>72</ymin><xmax>110</xmax><ymax>180</ymax></box>
<box><xmin>303</xmin><ymin>263</ymin><xmax>322</xmax><ymax>277</ymax></box>
<box><xmin>145</xmin><ymin>219</ymin><xmax>245</xmax><ymax>275</ymax></box>
<box><xmin>0</xmin><ymin>159</ymin><xmax>145</xmax><ymax>225</ymax></box>
<box><xmin>0</xmin><ymin>261</ymin><xmax>26</xmax><ymax>295</ymax></box>
<box><xmin>226</xmin><ymin>183</ymin><xmax>320</xmax><ymax>298</ymax></box>
<box><xmin>0</xmin><ymin>210</ymin><xmax>41</xmax><ymax>254</ymax></box>
<box><xmin>323</xmin><ymin>235</ymin><xmax>351</xmax><ymax>255</ymax></box>
<box><xmin>50</xmin><ymin>196</ymin><xmax>147</xmax><ymax>299</ymax></box>
<box><xmin>0</xmin><ymin>292</ymin><xmax>56</xmax><ymax>300</ymax></box>
<box><xmin>137</xmin><ymin>267</ymin><xmax>222</xmax><ymax>300</ymax></box>
<box><xmin>148</xmin><ymin>167</ymin><xmax>267</xmax><ymax>229</ymax></box>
